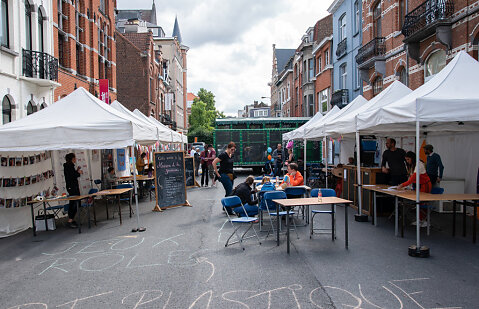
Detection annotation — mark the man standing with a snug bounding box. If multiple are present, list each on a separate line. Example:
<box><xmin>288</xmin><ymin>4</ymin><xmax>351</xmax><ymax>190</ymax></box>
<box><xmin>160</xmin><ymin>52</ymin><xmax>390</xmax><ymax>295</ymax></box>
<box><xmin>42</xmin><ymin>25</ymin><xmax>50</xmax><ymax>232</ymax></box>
<box><xmin>206</xmin><ymin>144</ymin><xmax>217</xmax><ymax>187</ymax></box>
<box><xmin>272</xmin><ymin>144</ymin><xmax>283</xmax><ymax>177</ymax></box>
<box><xmin>424</xmin><ymin>144</ymin><xmax>444</xmax><ymax>187</ymax></box>
<box><xmin>381</xmin><ymin>138</ymin><xmax>407</xmax><ymax>185</ymax></box>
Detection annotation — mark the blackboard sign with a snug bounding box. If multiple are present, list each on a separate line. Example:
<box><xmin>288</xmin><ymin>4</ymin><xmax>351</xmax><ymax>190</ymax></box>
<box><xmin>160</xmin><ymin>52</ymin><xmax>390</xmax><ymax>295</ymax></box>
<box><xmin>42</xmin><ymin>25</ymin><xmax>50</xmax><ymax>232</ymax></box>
<box><xmin>184</xmin><ymin>156</ymin><xmax>198</xmax><ymax>188</ymax></box>
<box><xmin>153</xmin><ymin>151</ymin><xmax>190</xmax><ymax>211</ymax></box>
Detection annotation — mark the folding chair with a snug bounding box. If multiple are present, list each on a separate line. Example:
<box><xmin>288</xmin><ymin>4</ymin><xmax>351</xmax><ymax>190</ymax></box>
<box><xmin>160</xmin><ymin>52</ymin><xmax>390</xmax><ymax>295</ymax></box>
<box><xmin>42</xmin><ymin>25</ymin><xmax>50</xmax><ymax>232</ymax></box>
<box><xmin>45</xmin><ymin>203</ymin><xmax>69</xmax><ymax>220</ymax></box>
<box><xmin>310</xmin><ymin>188</ymin><xmax>336</xmax><ymax>238</ymax></box>
<box><xmin>263</xmin><ymin>191</ymin><xmax>299</xmax><ymax>239</ymax></box>
<box><xmin>79</xmin><ymin>188</ymin><xmax>98</xmax><ymax>228</ymax></box>
<box><xmin>115</xmin><ymin>184</ymin><xmax>133</xmax><ymax>218</ymax></box>
<box><xmin>221</xmin><ymin>196</ymin><xmax>262</xmax><ymax>250</ymax></box>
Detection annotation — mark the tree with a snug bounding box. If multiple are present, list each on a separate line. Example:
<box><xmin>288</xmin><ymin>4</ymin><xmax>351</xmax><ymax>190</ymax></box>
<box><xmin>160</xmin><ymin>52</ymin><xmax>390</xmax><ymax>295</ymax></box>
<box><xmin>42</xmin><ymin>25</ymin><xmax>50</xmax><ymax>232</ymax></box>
<box><xmin>188</xmin><ymin>88</ymin><xmax>224</xmax><ymax>143</ymax></box>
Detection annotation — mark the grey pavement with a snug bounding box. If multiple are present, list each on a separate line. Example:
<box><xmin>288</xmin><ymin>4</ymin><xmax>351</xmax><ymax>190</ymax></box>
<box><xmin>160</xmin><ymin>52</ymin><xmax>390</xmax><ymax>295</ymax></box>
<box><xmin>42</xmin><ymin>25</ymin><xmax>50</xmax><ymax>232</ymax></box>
<box><xmin>0</xmin><ymin>174</ymin><xmax>478</xmax><ymax>308</ymax></box>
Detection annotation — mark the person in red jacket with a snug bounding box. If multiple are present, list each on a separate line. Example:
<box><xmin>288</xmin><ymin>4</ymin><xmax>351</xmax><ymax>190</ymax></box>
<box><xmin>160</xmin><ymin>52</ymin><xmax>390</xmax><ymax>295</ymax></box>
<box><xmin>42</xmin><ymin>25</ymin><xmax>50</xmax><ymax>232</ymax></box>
<box><xmin>397</xmin><ymin>152</ymin><xmax>431</xmax><ymax>226</ymax></box>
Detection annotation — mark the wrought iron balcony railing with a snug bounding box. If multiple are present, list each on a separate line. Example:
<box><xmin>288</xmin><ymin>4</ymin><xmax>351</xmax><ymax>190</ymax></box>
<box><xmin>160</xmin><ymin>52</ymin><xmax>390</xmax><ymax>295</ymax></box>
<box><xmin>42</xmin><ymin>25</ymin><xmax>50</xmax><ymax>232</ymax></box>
<box><xmin>22</xmin><ymin>49</ymin><xmax>59</xmax><ymax>81</ymax></box>
<box><xmin>336</xmin><ymin>38</ymin><xmax>347</xmax><ymax>59</ymax></box>
<box><xmin>356</xmin><ymin>37</ymin><xmax>386</xmax><ymax>65</ymax></box>
<box><xmin>331</xmin><ymin>89</ymin><xmax>349</xmax><ymax>108</ymax></box>
<box><xmin>402</xmin><ymin>0</ymin><xmax>454</xmax><ymax>37</ymax></box>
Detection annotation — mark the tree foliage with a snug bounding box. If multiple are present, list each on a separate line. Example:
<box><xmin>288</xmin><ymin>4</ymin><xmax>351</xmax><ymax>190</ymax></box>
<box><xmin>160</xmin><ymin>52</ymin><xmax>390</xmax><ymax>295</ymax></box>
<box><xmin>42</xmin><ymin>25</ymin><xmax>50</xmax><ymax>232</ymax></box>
<box><xmin>188</xmin><ymin>88</ymin><xmax>223</xmax><ymax>143</ymax></box>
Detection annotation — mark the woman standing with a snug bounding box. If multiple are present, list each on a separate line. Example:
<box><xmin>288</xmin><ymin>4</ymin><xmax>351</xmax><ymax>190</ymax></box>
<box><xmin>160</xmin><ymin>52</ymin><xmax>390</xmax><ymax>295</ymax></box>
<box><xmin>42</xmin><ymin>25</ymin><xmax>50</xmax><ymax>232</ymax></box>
<box><xmin>63</xmin><ymin>153</ymin><xmax>83</xmax><ymax>228</ymax></box>
<box><xmin>213</xmin><ymin>142</ymin><xmax>236</xmax><ymax>196</ymax></box>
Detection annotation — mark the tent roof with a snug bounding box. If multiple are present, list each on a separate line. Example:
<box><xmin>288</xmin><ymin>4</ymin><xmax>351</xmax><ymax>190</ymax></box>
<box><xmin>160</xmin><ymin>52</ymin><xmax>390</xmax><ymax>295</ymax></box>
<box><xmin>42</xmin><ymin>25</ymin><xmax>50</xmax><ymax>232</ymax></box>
<box><xmin>302</xmin><ymin>105</ymin><xmax>341</xmax><ymax>140</ymax></box>
<box><xmin>282</xmin><ymin>111</ymin><xmax>324</xmax><ymax>141</ymax></box>
<box><xmin>0</xmin><ymin>87</ymin><xmax>136</xmax><ymax>151</ymax></box>
<box><xmin>357</xmin><ymin>51</ymin><xmax>479</xmax><ymax>134</ymax></box>
<box><xmin>325</xmin><ymin>81</ymin><xmax>412</xmax><ymax>136</ymax></box>
<box><xmin>305</xmin><ymin>95</ymin><xmax>367</xmax><ymax>139</ymax></box>
<box><xmin>148</xmin><ymin>116</ymin><xmax>187</xmax><ymax>144</ymax></box>
<box><xmin>109</xmin><ymin>100</ymin><xmax>159</xmax><ymax>144</ymax></box>
<box><xmin>131</xmin><ymin>109</ymin><xmax>183</xmax><ymax>143</ymax></box>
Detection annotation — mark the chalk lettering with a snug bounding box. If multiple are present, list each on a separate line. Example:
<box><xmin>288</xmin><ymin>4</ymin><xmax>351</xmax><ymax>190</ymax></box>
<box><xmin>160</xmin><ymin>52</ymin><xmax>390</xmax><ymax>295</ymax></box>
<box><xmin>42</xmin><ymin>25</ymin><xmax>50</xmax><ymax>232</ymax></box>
<box><xmin>38</xmin><ymin>258</ymin><xmax>76</xmax><ymax>276</ymax></box>
<box><xmin>78</xmin><ymin>253</ymin><xmax>124</xmax><ymax>272</ymax></box>
<box><xmin>121</xmin><ymin>290</ymin><xmax>164</xmax><ymax>309</ymax></box>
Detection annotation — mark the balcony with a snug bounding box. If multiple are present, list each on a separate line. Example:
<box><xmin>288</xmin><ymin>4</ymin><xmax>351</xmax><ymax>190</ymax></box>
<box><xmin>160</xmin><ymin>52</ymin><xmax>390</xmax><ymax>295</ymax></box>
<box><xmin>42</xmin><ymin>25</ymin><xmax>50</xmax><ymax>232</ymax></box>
<box><xmin>22</xmin><ymin>49</ymin><xmax>59</xmax><ymax>85</ymax></box>
<box><xmin>402</xmin><ymin>0</ymin><xmax>454</xmax><ymax>62</ymax></box>
<box><xmin>331</xmin><ymin>89</ymin><xmax>349</xmax><ymax>109</ymax></box>
<box><xmin>356</xmin><ymin>37</ymin><xmax>386</xmax><ymax>82</ymax></box>
<box><xmin>336</xmin><ymin>38</ymin><xmax>347</xmax><ymax>59</ymax></box>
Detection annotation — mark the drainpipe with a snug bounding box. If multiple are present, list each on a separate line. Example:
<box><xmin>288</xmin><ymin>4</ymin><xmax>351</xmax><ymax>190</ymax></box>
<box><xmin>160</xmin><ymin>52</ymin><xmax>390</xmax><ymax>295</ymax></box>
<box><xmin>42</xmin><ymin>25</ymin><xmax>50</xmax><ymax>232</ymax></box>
<box><xmin>405</xmin><ymin>0</ymin><xmax>410</xmax><ymax>87</ymax></box>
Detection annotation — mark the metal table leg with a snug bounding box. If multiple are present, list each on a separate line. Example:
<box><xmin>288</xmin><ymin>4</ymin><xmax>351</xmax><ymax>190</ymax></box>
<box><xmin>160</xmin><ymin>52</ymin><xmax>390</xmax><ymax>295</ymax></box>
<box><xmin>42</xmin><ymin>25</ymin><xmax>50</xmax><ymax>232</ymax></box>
<box><xmin>118</xmin><ymin>195</ymin><xmax>122</xmax><ymax>225</ymax></box>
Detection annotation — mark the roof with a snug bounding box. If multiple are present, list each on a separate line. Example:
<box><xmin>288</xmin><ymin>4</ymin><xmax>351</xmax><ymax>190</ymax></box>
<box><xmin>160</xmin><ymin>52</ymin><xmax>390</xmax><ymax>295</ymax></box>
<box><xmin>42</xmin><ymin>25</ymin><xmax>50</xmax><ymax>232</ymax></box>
<box><xmin>327</xmin><ymin>0</ymin><xmax>345</xmax><ymax>14</ymax></box>
<box><xmin>314</xmin><ymin>14</ymin><xmax>333</xmax><ymax>43</ymax></box>
<box><xmin>275</xmin><ymin>49</ymin><xmax>296</xmax><ymax>74</ymax></box>
<box><xmin>116</xmin><ymin>0</ymin><xmax>157</xmax><ymax>24</ymax></box>
<box><xmin>172</xmin><ymin>16</ymin><xmax>182</xmax><ymax>44</ymax></box>
<box><xmin>187</xmin><ymin>93</ymin><xmax>198</xmax><ymax>102</ymax></box>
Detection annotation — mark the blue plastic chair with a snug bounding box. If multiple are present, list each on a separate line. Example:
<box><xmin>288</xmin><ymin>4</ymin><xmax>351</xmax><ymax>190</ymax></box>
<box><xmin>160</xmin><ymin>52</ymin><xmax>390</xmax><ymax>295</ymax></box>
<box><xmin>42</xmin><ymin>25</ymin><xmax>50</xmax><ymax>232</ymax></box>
<box><xmin>221</xmin><ymin>196</ymin><xmax>261</xmax><ymax>250</ymax></box>
<box><xmin>284</xmin><ymin>186</ymin><xmax>308</xmax><ymax>220</ymax></box>
<box><xmin>116</xmin><ymin>184</ymin><xmax>133</xmax><ymax>218</ymax></box>
<box><xmin>310</xmin><ymin>188</ymin><xmax>337</xmax><ymax>238</ymax></box>
<box><xmin>79</xmin><ymin>188</ymin><xmax>98</xmax><ymax>227</ymax></box>
<box><xmin>263</xmin><ymin>191</ymin><xmax>298</xmax><ymax>239</ymax></box>
<box><xmin>45</xmin><ymin>203</ymin><xmax>69</xmax><ymax>219</ymax></box>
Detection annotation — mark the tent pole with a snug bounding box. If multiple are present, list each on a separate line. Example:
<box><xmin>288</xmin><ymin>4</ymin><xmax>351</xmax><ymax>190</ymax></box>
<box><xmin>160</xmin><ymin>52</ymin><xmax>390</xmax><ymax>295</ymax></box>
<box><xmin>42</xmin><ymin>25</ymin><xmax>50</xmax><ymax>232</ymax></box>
<box><xmin>87</xmin><ymin>150</ymin><xmax>93</xmax><ymax>188</ymax></box>
<box><xmin>324</xmin><ymin>137</ymin><xmax>328</xmax><ymax>188</ymax></box>
<box><xmin>355</xmin><ymin>129</ymin><xmax>367</xmax><ymax>222</ymax></box>
<box><xmin>303</xmin><ymin>139</ymin><xmax>307</xmax><ymax>180</ymax></box>
<box><xmin>132</xmin><ymin>144</ymin><xmax>145</xmax><ymax>232</ymax></box>
<box><xmin>409</xmin><ymin>118</ymin><xmax>429</xmax><ymax>257</ymax></box>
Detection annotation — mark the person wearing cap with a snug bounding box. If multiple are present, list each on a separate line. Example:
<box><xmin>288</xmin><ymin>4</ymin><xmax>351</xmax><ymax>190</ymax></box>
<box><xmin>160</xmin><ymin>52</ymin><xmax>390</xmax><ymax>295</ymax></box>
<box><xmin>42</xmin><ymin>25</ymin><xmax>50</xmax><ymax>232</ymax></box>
<box><xmin>424</xmin><ymin>144</ymin><xmax>444</xmax><ymax>187</ymax></box>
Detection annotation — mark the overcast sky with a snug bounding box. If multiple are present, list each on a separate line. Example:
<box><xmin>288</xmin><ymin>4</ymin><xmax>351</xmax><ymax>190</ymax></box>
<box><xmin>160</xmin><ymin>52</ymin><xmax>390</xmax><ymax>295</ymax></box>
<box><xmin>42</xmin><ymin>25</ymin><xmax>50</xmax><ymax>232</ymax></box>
<box><xmin>117</xmin><ymin>0</ymin><xmax>331</xmax><ymax>116</ymax></box>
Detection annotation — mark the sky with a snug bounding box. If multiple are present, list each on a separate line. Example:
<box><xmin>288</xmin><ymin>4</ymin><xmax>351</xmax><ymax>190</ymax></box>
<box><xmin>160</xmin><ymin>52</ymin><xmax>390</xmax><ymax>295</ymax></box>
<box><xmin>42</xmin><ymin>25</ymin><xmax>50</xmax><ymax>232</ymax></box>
<box><xmin>117</xmin><ymin>0</ymin><xmax>331</xmax><ymax>116</ymax></box>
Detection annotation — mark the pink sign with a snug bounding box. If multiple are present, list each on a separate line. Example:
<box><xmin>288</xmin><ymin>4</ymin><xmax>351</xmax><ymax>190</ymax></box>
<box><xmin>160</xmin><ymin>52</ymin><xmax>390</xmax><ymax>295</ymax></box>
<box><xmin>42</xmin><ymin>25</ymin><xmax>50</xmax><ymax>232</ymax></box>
<box><xmin>99</xmin><ymin>79</ymin><xmax>109</xmax><ymax>104</ymax></box>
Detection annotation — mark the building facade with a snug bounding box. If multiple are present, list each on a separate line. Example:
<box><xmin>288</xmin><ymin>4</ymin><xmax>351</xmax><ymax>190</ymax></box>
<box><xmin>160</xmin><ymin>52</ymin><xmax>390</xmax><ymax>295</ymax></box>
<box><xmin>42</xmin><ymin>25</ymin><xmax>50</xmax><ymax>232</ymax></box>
<box><xmin>312</xmin><ymin>14</ymin><xmax>333</xmax><ymax>114</ymax></box>
<box><xmin>294</xmin><ymin>27</ymin><xmax>316</xmax><ymax>117</ymax></box>
<box><xmin>270</xmin><ymin>45</ymin><xmax>295</xmax><ymax>117</ymax></box>
<box><xmin>276</xmin><ymin>56</ymin><xmax>294</xmax><ymax>117</ymax></box>
<box><xmin>328</xmin><ymin>0</ymin><xmax>363</xmax><ymax>108</ymax></box>
<box><xmin>1</xmin><ymin>0</ymin><xmax>58</xmax><ymax>124</ymax></box>
<box><xmin>53</xmin><ymin>0</ymin><xmax>117</xmax><ymax>102</ymax></box>
<box><xmin>116</xmin><ymin>26</ymin><xmax>165</xmax><ymax>119</ymax></box>
<box><xmin>358</xmin><ymin>0</ymin><xmax>479</xmax><ymax>99</ymax></box>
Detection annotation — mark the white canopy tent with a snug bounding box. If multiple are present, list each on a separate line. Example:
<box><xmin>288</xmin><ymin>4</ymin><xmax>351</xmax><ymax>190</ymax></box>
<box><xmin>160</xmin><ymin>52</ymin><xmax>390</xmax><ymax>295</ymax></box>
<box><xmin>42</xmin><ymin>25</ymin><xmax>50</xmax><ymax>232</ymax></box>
<box><xmin>0</xmin><ymin>87</ymin><xmax>151</xmax><ymax>233</ymax></box>
<box><xmin>0</xmin><ymin>88</ymin><xmax>158</xmax><ymax>151</ymax></box>
<box><xmin>282</xmin><ymin>111</ymin><xmax>324</xmax><ymax>141</ymax></box>
<box><xmin>356</xmin><ymin>51</ymin><xmax>479</xmax><ymax>253</ymax></box>
<box><xmin>148</xmin><ymin>116</ymin><xmax>187</xmax><ymax>144</ymax></box>
<box><xmin>132</xmin><ymin>109</ymin><xmax>186</xmax><ymax>145</ymax></box>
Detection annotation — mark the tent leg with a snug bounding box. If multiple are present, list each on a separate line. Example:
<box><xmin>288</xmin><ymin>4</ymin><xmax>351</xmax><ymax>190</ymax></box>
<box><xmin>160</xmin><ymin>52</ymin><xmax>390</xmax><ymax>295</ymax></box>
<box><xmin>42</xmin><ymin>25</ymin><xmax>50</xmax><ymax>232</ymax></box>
<box><xmin>355</xmin><ymin>130</ymin><xmax>367</xmax><ymax>222</ymax></box>
<box><xmin>408</xmin><ymin>119</ymin><xmax>429</xmax><ymax>257</ymax></box>
<box><xmin>131</xmin><ymin>144</ymin><xmax>146</xmax><ymax>233</ymax></box>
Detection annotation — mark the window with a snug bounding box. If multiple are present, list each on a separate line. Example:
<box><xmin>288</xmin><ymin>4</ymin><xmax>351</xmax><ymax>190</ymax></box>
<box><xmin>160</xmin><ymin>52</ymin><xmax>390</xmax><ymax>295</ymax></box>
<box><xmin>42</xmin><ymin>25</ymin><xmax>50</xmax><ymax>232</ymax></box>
<box><xmin>340</xmin><ymin>63</ymin><xmax>347</xmax><ymax>89</ymax></box>
<box><xmin>58</xmin><ymin>34</ymin><xmax>65</xmax><ymax>66</ymax></box>
<box><xmin>38</xmin><ymin>8</ymin><xmax>44</xmax><ymax>52</ymax></box>
<box><xmin>354</xmin><ymin>0</ymin><xmax>360</xmax><ymax>34</ymax></box>
<box><xmin>317</xmin><ymin>54</ymin><xmax>322</xmax><ymax>73</ymax></box>
<box><xmin>308</xmin><ymin>58</ymin><xmax>314</xmax><ymax>80</ymax></box>
<box><xmin>425</xmin><ymin>50</ymin><xmax>446</xmax><ymax>81</ymax></box>
<box><xmin>2</xmin><ymin>95</ymin><xmax>11</xmax><ymax>124</ymax></box>
<box><xmin>57</xmin><ymin>0</ymin><xmax>63</xmax><ymax>31</ymax></box>
<box><xmin>99</xmin><ymin>0</ymin><xmax>105</xmax><ymax>13</ymax></box>
<box><xmin>76</xmin><ymin>44</ymin><xmax>82</xmax><ymax>75</ymax></box>
<box><xmin>373</xmin><ymin>1</ymin><xmax>382</xmax><ymax>37</ymax></box>
<box><xmin>339</xmin><ymin>14</ymin><xmax>347</xmax><ymax>41</ymax></box>
<box><xmin>27</xmin><ymin>101</ymin><xmax>37</xmax><ymax>115</ymax></box>
<box><xmin>324</xmin><ymin>49</ymin><xmax>329</xmax><ymax>65</ymax></box>
<box><xmin>373</xmin><ymin>76</ymin><xmax>383</xmax><ymax>96</ymax></box>
<box><xmin>1</xmin><ymin>0</ymin><xmax>9</xmax><ymax>48</ymax></box>
<box><xmin>25</xmin><ymin>2</ymin><xmax>32</xmax><ymax>50</ymax></box>
<box><xmin>75</xmin><ymin>0</ymin><xmax>82</xmax><ymax>41</ymax></box>
<box><xmin>399</xmin><ymin>0</ymin><xmax>406</xmax><ymax>29</ymax></box>
<box><xmin>355</xmin><ymin>63</ymin><xmax>361</xmax><ymax>89</ymax></box>
<box><xmin>320</xmin><ymin>89</ymin><xmax>329</xmax><ymax>113</ymax></box>
<box><xmin>398</xmin><ymin>67</ymin><xmax>407</xmax><ymax>85</ymax></box>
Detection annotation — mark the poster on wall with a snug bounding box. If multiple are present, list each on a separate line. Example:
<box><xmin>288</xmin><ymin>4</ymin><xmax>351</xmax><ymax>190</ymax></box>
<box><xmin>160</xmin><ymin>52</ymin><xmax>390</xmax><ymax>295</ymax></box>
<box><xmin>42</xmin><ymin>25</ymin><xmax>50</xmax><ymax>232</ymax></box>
<box><xmin>117</xmin><ymin>149</ymin><xmax>126</xmax><ymax>171</ymax></box>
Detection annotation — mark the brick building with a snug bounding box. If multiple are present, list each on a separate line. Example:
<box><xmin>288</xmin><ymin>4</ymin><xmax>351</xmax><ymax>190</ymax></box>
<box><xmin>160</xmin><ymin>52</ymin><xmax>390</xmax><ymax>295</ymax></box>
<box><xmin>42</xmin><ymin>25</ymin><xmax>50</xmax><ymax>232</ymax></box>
<box><xmin>53</xmin><ymin>0</ymin><xmax>117</xmax><ymax>101</ymax></box>
<box><xmin>116</xmin><ymin>23</ymin><xmax>165</xmax><ymax>119</ymax></box>
<box><xmin>270</xmin><ymin>45</ymin><xmax>295</xmax><ymax>117</ymax></box>
<box><xmin>294</xmin><ymin>27</ymin><xmax>316</xmax><ymax>117</ymax></box>
<box><xmin>358</xmin><ymin>0</ymin><xmax>479</xmax><ymax>99</ymax></box>
<box><xmin>312</xmin><ymin>14</ymin><xmax>333</xmax><ymax>114</ymax></box>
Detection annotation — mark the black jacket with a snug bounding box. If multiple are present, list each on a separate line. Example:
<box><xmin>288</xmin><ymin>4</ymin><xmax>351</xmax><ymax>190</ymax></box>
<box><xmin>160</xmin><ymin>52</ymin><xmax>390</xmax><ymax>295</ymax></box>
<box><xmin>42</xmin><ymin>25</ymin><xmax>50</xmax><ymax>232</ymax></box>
<box><xmin>231</xmin><ymin>182</ymin><xmax>258</xmax><ymax>206</ymax></box>
<box><xmin>63</xmin><ymin>161</ymin><xmax>80</xmax><ymax>191</ymax></box>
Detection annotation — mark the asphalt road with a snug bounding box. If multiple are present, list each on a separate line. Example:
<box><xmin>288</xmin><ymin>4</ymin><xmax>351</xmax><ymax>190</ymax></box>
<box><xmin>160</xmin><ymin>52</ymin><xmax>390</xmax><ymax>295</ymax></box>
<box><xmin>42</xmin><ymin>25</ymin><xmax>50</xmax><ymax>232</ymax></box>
<box><xmin>1</xmin><ymin>174</ymin><xmax>478</xmax><ymax>308</ymax></box>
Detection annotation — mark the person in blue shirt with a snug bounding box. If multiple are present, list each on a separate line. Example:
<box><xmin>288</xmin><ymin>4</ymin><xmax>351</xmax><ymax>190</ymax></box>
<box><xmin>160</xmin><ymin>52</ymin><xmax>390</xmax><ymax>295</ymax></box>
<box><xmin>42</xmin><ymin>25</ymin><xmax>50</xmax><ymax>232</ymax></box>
<box><xmin>424</xmin><ymin>144</ymin><xmax>444</xmax><ymax>187</ymax></box>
